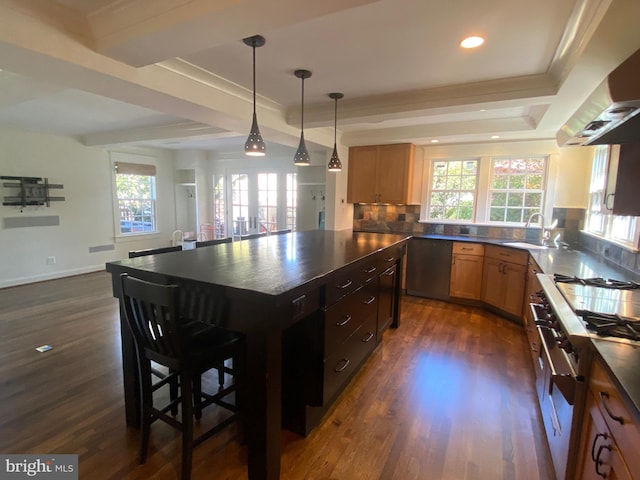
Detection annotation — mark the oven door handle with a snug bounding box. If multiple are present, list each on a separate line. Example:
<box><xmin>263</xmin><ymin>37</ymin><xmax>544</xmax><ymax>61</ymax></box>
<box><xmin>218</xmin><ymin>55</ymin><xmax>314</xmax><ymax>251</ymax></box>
<box><xmin>536</xmin><ymin>325</ymin><xmax>578</xmax><ymax>405</ymax></box>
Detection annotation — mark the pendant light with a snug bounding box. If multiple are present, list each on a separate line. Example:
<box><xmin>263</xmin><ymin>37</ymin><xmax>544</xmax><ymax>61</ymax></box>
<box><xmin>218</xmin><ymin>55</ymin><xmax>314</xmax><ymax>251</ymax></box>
<box><xmin>327</xmin><ymin>93</ymin><xmax>344</xmax><ymax>172</ymax></box>
<box><xmin>293</xmin><ymin>69</ymin><xmax>312</xmax><ymax>166</ymax></box>
<box><xmin>243</xmin><ymin>35</ymin><xmax>266</xmax><ymax>157</ymax></box>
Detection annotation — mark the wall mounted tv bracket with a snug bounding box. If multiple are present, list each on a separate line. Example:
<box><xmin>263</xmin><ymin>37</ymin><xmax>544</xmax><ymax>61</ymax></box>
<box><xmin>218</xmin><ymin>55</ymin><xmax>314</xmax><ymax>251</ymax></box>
<box><xmin>1</xmin><ymin>176</ymin><xmax>65</xmax><ymax>208</ymax></box>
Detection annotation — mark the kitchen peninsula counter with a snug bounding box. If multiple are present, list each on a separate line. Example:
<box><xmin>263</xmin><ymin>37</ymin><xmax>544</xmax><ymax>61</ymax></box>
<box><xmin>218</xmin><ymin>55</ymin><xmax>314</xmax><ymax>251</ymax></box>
<box><xmin>106</xmin><ymin>230</ymin><xmax>410</xmax><ymax>480</ymax></box>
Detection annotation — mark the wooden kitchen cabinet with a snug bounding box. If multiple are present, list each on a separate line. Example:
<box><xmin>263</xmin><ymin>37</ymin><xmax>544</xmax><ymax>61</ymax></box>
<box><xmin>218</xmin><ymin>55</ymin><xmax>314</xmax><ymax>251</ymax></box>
<box><xmin>449</xmin><ymin>242</ymin><xmax>484</xmax><ymax>300</ymax></box>
<box><xmin>605</xmin><ymin>144</ymin><xmax>640</xmax><ymax>216</ymax></box>
<box><xmin>481</xmin><ymin>245</ymin><xmax>528</xmax><ymax>317</ymax></box>
<box><xmin>347</xmin><ymin>143</ymin><xmax>419</xmax><ymax>204</ymax></box>
<box><xmin>576</xmin><ymin>356</ymin><xmax>639</xmax><ymax>480</ymax></box>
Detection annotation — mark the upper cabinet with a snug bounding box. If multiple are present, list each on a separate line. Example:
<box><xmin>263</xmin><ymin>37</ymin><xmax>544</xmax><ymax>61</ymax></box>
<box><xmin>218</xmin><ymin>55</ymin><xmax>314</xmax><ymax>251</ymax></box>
<box><xmin>605</xmin><ymin>144</ymin><xmax>640</xmax><ymax>216</ymax></box>
<box><xmin>347</xmin><ymin>143</ymin><xmax>422</xmax><ymax>204</ymax></box>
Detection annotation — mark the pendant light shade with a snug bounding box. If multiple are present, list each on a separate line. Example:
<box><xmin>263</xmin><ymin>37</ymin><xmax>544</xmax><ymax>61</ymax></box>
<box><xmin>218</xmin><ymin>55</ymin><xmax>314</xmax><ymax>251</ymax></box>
<box><xmin>293</xmin><ymin>69</ymin><xmax>312</xmax><ymax>166</ymax></box>
<box><xmin>327</xmin><ymin>92</ymin><xmax>344</xmax><ymax>172</ymax></box>
<box><xmin>243</xmin><ymin>35</ymin><xmax>266</xmax><ymax>157</ymax></box>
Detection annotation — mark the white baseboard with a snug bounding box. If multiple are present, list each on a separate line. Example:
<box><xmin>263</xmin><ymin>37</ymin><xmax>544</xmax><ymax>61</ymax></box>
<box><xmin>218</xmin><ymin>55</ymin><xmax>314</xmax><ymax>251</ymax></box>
<box><xmin>0</xmin><ymin>265</ymin><xmax>106</xmax><ymax>289</ymax></box>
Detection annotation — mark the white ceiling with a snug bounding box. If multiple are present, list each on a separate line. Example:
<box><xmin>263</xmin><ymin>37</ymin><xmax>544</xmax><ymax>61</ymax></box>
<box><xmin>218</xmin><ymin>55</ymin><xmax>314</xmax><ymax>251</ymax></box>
<box><xmin>0</xmin><ymin>0</ymin><xmax>639</xmax><ymax>160</ymax></box>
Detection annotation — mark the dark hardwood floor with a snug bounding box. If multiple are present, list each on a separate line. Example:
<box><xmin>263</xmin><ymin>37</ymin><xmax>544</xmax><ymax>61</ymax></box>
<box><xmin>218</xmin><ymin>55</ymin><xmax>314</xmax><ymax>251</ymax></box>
<box><xmin>0</xmin><ymin>272</ymin><xmax>555</xmax><ymax>479</ymax></box>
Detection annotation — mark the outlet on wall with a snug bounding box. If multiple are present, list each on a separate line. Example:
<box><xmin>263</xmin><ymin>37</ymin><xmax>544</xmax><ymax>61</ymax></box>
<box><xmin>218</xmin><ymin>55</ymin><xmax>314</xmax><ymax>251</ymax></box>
<box><xmin>46</xmin><ymin>256</ymin><xmax>56</xmax><ymax>265</ymax></box>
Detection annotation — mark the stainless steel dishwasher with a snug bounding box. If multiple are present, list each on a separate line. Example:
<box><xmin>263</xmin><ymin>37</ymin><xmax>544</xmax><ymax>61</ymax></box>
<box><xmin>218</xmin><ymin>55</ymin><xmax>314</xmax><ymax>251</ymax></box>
<box><xmin>405</xmin><ymin>238</ymin><xmax>452</xmax><ymax>300</ymax></box>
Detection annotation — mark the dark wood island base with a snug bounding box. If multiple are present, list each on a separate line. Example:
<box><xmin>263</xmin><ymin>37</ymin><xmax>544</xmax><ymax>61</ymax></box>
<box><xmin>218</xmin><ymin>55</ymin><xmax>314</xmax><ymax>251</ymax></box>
<box><xmin>106</xmin><ymin>230</ymin><xmax>409</xmax><ymax>480</ymax></box>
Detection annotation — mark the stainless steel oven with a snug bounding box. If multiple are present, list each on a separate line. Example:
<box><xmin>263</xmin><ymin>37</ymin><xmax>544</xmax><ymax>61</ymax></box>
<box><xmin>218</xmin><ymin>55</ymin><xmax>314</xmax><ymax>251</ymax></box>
<box><xmin>530</xmin><ymin>301</ymin><xmax>586</xmax><ymax>480</ymax></box>
<box><xmin>531</xmin><ymin>274</ymin><xmax>594</xmax><ymax>480</ymax></box>
<box><xmin>533</xmin><ymin>272</ymin><xmax>640</xmax><ymax>479</ymax></box>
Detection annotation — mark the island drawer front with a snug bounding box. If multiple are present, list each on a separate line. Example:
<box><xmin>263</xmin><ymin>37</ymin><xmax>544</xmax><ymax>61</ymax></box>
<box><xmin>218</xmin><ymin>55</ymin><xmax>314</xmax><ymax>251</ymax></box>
<box><xmin>589</xmin><ymin>357</ymin><xmax>640</xmax><ymax>475</ymax></box>
<box><xmin>452</xmin><ymin>242</ymin><xmax>485</xmax><ymax>256</ymax></box>
<box><xmin>324</xmin><ymin>258</ymin><xmax>381</xmax><ymax>307</ymax></box>
<box><xmin>484</xmin><ymin>244</ymin><xmax>528</xmax><ymax>265</ymax></box>
<box><xmin>324</xmin><ymin>281</ymin><xmax>378</xmax><ymax>356</ymax></box>
<box><xmin>321</xmin><ymin>314</ymin><xmax>377</xmax><ymax>406</ymax></box>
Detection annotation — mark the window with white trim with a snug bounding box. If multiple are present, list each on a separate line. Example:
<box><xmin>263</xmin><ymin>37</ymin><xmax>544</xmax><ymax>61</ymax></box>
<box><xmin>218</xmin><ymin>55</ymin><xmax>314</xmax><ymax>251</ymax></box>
<box><xmin>114</xmin><ymin>161</ymin><xmax>156</xmax><ymax>235</ymax></box>
<box><xmin>428</xmin><ymin>159</ymin><xmax>478</xmax><ymax>221</ymax></box>
<box><xmin>489</xmin><ymin>156</ymin><xmax>546</xmax><ymax>223</ymax></box>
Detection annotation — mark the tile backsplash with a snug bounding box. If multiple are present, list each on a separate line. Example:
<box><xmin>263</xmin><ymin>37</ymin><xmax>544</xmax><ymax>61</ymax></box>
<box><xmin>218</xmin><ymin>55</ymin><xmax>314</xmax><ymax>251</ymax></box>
<box><xmin>353</xmin><ymin>205</ymin><xmax>585</xmax><ymax>245</ymax></box>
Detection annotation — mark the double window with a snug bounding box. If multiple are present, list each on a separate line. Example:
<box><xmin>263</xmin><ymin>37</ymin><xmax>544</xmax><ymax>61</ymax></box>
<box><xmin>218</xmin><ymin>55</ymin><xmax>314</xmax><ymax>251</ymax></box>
<box><xmin>424</xmin><ymin>155</ymin><xmax>547</xmax><ymax>224</ymax></box>
<box><xmin>112</xmin><ymin>154</ymin><xmax>157</xmax><ymax>236</ymax></box>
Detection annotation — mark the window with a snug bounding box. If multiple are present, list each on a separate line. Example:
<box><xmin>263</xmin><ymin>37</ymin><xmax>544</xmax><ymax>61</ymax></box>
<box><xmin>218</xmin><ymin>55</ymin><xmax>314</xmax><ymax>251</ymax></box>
<box><xmin>213</xmin><ymin>175</ymin><xmax>226</xmax><ymax>238</ymax></box>
<box><xmin>286</xmin><ymin>173</ymin><xmax>297</xmax><ymax>231</ymax></box>
<box><xmin>489</xmin><ymin>156</ymin><xmax>546</xmax><ymax>223</ymax></box>
<box><xmin>257</xmin><ymin>173</ymin><xmax>278</xmax><ymax>233</ymax></box>
<box><xmin>585</xmin><ymin>146</ymin><xmax>639</xmax><ymax>247</ymax></box>
<box><xmin>230</xmin><ymin>174</ymin><xmax>249</xmax><ymax>236</ymax></box>
<box><xmin>115</xmin><ymin>161</ymin><xmax>156</xmax><ymax>235</ymax></box>
<box><xmin>428</xmin><ymin>159</ymin><xmax>477</xmax><ymax>221</ymax></box>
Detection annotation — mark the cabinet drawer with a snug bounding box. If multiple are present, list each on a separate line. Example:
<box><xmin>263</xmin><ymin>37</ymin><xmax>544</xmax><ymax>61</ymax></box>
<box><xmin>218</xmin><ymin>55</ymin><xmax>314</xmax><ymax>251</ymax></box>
<box><xmin>484</xmin><ymin>244</ymin><xmax>528</xmax><ymax>265</ymax></box>
<box><xmin>589</xmin><ymin>357</ymin><xmax>640</xmax><ymax>476</ymax></box>
<box><xmin>322</xmin><ymin>314</ymin><xmax>377</xmax><ymax>405</ymax></box>
<box><xmin>325</xmin><ymin>258</ymin><xmax>381</xmax><ymax>307</ymax></box>
<box><xmin>452</xmin><ymin>242</ymin><xmax>484</xmax><ymax>256</ymax></box>
<box><xmin>324</xmin><ymin>282</ymin><xmax>378</xmax><ymax>356</ymax></box>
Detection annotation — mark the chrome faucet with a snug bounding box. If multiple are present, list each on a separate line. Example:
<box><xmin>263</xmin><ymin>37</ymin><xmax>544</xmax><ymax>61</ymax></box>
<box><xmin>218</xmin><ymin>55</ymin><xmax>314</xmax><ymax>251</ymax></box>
<box><xmin>525</xmin><ymin>213</ymin><xmax>550</xmax><ymax>245</ymax></box>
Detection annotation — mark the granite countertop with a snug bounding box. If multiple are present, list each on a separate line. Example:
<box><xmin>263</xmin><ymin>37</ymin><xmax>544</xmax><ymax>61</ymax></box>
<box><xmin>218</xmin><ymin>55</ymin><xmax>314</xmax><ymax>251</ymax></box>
<box><xmin>412</xmin><ymin>233</ymin><xmax>640</xmax><ymax>419</ymax></box>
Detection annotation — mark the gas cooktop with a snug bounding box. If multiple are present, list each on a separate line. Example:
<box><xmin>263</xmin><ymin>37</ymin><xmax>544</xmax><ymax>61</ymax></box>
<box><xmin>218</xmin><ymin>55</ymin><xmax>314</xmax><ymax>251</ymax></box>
<box><xmin>554</xmin><ymin>274</ymin><xmax>640</xmax><ymax>342</ymax></box>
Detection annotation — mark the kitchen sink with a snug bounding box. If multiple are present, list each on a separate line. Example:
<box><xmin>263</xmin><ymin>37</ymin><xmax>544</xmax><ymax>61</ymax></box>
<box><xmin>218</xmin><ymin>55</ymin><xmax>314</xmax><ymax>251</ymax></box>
<box><xmin>502</xmin><ymin>241</ymin><xmax>549</xmax><ymax>250</ymax></box>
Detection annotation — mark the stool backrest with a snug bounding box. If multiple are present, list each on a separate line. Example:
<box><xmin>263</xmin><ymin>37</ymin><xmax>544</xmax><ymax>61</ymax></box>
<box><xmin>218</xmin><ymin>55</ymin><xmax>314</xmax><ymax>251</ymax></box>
<box><xmin>128</xmin><ymin>245</ymin><xmax>182</xmax><ymax>258</ymax></box>
<box><xmin>195</xmin><ymin>237</ymin><xmax>232</xmax><ymax>248</ymax></box>
<box><xmin>240</xmin><ymin>232</ymin><xmax>267</xmax><ymax>240</ymax></box>
<box><xmin>120</xmin><ymin>274</ymin><xmax>183</xmax><ymax>364</ymax></box>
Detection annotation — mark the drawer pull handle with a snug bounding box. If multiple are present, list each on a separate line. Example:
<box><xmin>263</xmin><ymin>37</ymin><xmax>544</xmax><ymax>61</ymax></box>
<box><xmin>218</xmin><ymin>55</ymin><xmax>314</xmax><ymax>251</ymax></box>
<box><xmin>361</xmin><ymin>332</ymin><xmax>375</xmax><ymax>342</ymax></box>
<box><xmin>334</xmin><ymin>358</ymin><xmax>350</xmax><ymax>372</ymax></box>
<box><xmin>337</xmin><ymin>280</ymin><xmax>353</xmax><ymax>289</ymax></box>
<box><xmin>530</xmin><ymin>342</ymin><xmax>538</xmax><ymax>353</ymax></box>
<box><xmin>363</xmin><ymin>296</ymin><xmax>376</xmax><ymax>305</ymax></box>
<box><xmin>364</xmin><ymin>266</ymin><xmax>377</xmax><ymax>273</ymax></box>
<box><xmin>337</xmin><ymin>315</ymin><xmax>352</xmax><ymax>327</ymax></box>
<box><xmin>384</xmin><ymin>256</ymin><xmax>394</xmax><ymax>262</ymax></box>
<box><xmin>462</xmin><ymin>247</ymin><xmax>473</xmax><ymax>251</ymax></box>
<box><xmin>383</xmin><ymin>269</ymin><xmax>395</xmax><ymax>276</ymax></box>
<box><xmin>599</xmin><ymin>391</ymin><xmax>624</xmax><ymax>424</ymax></box>
<box><xmin>595</xmin><ymin>443</ymin><xmax>611</xmax><ymax>478</ymax></box>
<box><xmin>591</xmin><ymin>432</ymin><xmax>608</xmax><ymax>463</ymax></box>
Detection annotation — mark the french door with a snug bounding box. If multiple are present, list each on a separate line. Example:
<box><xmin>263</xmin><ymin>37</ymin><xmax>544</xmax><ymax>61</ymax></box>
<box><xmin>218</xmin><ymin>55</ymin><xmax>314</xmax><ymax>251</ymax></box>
<box><xmin>214</xmin><ymin>169</ymin><xmax>296</xmax><ymax>238</ymax></box>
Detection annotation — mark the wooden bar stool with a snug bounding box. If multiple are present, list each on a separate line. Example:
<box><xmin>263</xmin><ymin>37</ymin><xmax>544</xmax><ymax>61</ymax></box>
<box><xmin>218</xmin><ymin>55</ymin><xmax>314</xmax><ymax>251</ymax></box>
<box><xmin>119</xmin><ymin>274</ymin><xmax>244</xmax><ymax>480</ymax></box>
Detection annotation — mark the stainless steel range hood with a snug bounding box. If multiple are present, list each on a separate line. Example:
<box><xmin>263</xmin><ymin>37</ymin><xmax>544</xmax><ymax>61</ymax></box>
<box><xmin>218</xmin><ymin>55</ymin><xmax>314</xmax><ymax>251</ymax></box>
<box><xmin>557</xmin><ymin>49</ymin><xmax>640</xmax><ymax>146</ymax></box>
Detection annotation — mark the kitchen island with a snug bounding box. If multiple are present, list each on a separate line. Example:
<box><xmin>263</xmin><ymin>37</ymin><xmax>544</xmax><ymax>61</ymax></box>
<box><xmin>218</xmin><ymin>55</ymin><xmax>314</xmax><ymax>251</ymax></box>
<box><xmin>105</xmin><ymin>230</ymin><xmax>409</xmax><ymax>480</ymax></box>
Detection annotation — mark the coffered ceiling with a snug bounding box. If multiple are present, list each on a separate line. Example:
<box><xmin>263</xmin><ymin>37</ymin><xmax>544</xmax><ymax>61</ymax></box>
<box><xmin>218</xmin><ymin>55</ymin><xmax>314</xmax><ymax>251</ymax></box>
<box><xmin>0</xmin><ymin>0</ymin><xmax>639</xmax><ymax>161</ymax></box>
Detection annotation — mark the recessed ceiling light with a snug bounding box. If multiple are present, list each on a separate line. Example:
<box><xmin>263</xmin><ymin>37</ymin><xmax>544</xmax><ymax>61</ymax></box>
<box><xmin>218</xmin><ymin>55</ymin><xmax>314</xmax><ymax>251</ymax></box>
<box><xmin>431</xmin><ymin>139</ymin><xmax>439</xmax><ymax>143</ymax></box>
<box><xmin>461</xmin><ymin>36</ymin><xmax>485</xmax><ymax>49</ymax></box>
<box><xmin>491</xmin><ymin>135</ymin><xmax>500</xmax><ymax>139</ymax></box>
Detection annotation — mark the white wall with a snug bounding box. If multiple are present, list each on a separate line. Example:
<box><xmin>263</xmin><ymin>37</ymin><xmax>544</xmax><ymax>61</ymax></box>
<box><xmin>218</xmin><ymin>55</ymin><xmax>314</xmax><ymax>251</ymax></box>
<box><xmin>0</xmin><ymin>127</ymin><xmax>177</xmax><ymax>288</ymax></box>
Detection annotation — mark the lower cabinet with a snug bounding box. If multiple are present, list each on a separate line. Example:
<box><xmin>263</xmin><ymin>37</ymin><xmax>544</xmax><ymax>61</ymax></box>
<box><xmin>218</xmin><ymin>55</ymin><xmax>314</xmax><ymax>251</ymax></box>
<box><xmin>377</xmin><ymin>264</ymin><xmax>397</xmax><ymax>337</ymax></box>
<box><xmin>449</xmin><ymin>242</ymin><xmax>484</xmax><ymax>300</ymax></box>
<box><xmin>282</xmin><ymin>249</ymin><xmax>404</xmax><ymax>436</ymax></box>
<box><xmin>577</xmin><ymin>394</ymin><xmax>632</xmax><ymax>480</ymax></box>
<box><xmin>576</xmin><ymin>356</ymin><xmax>640</xmax><ymax>480</ymax></box>
<box><xmin>577</xmin><ymin>358</ymin><xmax>640</xmax><ymax>480</ymax></box>
<box><xmin>481</xmin><ymin>245</ymin><xmax>527</xmax><ymax>317</ymax></box>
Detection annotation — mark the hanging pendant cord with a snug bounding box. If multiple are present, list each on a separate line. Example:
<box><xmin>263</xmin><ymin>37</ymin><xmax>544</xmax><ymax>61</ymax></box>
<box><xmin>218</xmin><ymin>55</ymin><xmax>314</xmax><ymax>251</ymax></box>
<box><xmin>301</xmin><ymin>77</ymin><xmax>305</xmax><ymax>132</ymax></box>
<box><xmin>334</xmin><ymin>98</ymin><xmax>337</xmax><ymax>144</ymax></box>
<box><xmin>252</xmin><ymin>43</ymin><xmax>257</xmax><ymax>115</ymax></box>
